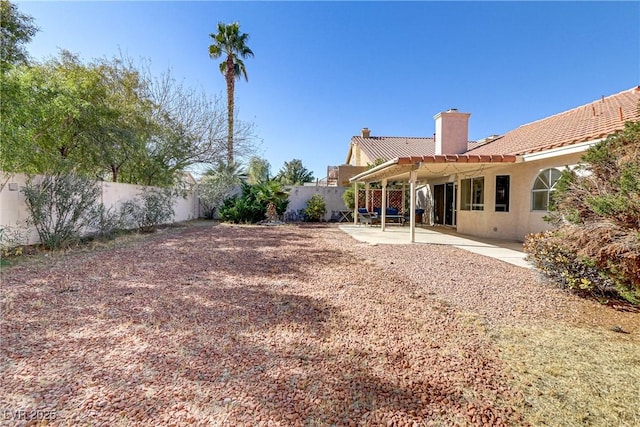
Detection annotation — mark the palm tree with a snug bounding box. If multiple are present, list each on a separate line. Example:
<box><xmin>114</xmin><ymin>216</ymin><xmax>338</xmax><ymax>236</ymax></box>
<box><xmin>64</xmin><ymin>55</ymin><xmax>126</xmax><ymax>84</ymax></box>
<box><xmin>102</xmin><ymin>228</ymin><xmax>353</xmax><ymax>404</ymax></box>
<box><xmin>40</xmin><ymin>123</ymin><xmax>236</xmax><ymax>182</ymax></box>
<box><xmin>208</xmin><ymin>22</ymin><xmax>253</xmax><ymax>166</ymax></box>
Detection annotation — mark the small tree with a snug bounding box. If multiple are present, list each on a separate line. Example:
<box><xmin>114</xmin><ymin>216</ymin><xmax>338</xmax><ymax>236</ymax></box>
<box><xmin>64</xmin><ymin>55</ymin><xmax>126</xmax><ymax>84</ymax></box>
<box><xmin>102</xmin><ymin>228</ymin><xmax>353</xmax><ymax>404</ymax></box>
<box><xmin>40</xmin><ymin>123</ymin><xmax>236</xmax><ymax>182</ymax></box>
<box><xmin>303</xmin><ymin>194</ymin><xmax>326</xmax><ymax>222</ymax></box>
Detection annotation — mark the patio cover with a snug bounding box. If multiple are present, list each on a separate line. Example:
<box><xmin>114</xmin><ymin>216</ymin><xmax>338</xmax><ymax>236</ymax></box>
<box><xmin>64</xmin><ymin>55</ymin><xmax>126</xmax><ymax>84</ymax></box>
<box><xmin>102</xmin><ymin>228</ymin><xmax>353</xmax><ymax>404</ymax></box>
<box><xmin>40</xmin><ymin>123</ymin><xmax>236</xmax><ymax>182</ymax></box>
<box><xmin>348</xmin><ymin>154</ymin><xmax>521</xmax><ymax>242</ymax></box>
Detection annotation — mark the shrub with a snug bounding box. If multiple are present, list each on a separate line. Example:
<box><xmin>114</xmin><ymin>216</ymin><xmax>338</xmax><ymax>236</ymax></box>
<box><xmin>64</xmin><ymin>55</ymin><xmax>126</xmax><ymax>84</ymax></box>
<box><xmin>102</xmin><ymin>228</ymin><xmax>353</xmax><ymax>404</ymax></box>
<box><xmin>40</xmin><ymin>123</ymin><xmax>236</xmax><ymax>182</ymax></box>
<box><xmin>303</xmin><ymin>194</ymin><xmax>326</xmax><ymax>222</ymax></box>
<box><xmin>93</xmin><ymin>204</ymin><xmax>126</xmax><ymax>240</ymax></box>
<box><xmin>121</xmin><ymin>188</ymin><xmax>175</xmax><ymax>233</ymax></box>
<box><xmin>218</xmin><ymin>181</ymin><xmax>289</xmax><ymax>224</ymax></box>
<box><xmin>0</xmin><ymin>225</ymin><xmax>27</xmax><ymax>258</ymax></box>
<box><xmin>524</xmin><ymin>231</ymin><xmax>618</xmax><ymax>296</ymax></box>
<box><xmin>525</xmin><ymin>120</ymin><xmax>640</xmax><ymax>305</ymax></box>
<box><xmin>197</xmin><ymin>165</ymin><xmax>243</xmax><ymax>219</ymax></box>
<box><xmin>22</xmin><ymin>172</ymin><xmax>102</xmax><ymax>249</ymax></box>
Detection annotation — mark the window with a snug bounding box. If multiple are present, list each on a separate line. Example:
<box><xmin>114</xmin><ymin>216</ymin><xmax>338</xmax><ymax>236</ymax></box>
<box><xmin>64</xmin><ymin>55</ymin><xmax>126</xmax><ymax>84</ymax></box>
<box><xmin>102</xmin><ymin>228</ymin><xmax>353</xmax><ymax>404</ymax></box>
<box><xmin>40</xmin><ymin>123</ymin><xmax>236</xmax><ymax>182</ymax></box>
<box><xmin>531</xmin><ymin>168</ymin><xmax>562</xmax><ymax>211</ymax></box>
<box><xmin>460</xmin><ymin>177</ymin><xmax>484</xmax><ymax>211</ymax></box>
<box><xmin>495</xmin><ymin>175</ymin><xmax>510</xmax><ymax>212</ymax></box>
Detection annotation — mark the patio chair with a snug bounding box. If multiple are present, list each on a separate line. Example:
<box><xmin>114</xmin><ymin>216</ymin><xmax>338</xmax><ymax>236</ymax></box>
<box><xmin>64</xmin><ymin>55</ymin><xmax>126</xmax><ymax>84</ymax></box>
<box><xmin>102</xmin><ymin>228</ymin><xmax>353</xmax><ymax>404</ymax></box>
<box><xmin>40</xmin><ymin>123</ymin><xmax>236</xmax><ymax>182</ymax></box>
<box><xmin>357</xmin><ymin>208</ymin><xmax>379</xmax><ymax>226</ymax></box>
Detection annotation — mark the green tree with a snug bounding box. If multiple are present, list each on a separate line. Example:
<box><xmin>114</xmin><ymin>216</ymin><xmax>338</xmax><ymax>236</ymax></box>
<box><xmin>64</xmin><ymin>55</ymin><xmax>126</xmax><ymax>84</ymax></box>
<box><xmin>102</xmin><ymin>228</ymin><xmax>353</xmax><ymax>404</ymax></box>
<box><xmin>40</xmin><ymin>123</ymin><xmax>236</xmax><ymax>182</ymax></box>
<box><xmin>208</xmin><ymin>22</ymin><xmax>254</xmax><ymax>166</ymax></box>
<box><xmin>246</xmin><ymin>156</ymin><xmax>271</xmax><ymax>184</ymax></box>
<box><xmin>0</xmin><ymin>0</ymin><xmax>38</xmax><ymax>71</ymax></box>
<box><xmin>1</xmin><ymin>51</ymin><xmax>109</xmax><ymax>174</ymax></box>
<box><xmin>276</xmin><ymin>159</ymin><xmax>314</xmax><ymax>185</ymax></box>
<box><xmin>89</xmin><ymin>56</ymin><xmax>152</xmax><ymax>182</ymax></box>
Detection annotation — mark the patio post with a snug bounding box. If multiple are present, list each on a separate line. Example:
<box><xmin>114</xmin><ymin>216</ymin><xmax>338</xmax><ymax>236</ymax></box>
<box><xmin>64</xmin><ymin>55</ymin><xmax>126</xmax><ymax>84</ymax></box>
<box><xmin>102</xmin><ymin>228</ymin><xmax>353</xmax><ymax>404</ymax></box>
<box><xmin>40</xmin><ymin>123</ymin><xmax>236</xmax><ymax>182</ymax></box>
<box><xmin>381</xmin><ymin>178</ymin><xmax>387</xmax><ymax>232</ymax></box>
<box><xmin>353</xmin><ymin>180</ymin><xmax>359</xmax><ymax>225</ymax></box>
<box><xmin>365</xmin><ymin>182</ymin><xmax>370</xmax><ymax>212</ymax></box>
<box><xmin>409</xmin><ymin>170</ymin><xmax>417</xmax><ymax>243</ymax></box>
<box><xmin>402</xmin><ymin>181</ymin><xmax>406</xmax><ymax>216</ymax></box>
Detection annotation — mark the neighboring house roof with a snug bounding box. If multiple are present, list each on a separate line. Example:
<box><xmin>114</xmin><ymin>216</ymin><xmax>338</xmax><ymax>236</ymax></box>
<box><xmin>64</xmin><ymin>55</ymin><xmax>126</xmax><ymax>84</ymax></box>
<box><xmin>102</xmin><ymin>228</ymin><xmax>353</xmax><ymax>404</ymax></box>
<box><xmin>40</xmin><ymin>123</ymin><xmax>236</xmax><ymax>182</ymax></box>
<box><xmin>467</xmin><ymin>86</ymin><xmax>640</xmax><ymax>156</ymax></box>
<box><xmin>348</xmin><ymin>136</ymin><xmax>481</xmax><ymax>164</ymax></box>
<box><xmin>351</xmin><ymin>136</ymin><xmax>435</xmax><ymax>163</ymax></box>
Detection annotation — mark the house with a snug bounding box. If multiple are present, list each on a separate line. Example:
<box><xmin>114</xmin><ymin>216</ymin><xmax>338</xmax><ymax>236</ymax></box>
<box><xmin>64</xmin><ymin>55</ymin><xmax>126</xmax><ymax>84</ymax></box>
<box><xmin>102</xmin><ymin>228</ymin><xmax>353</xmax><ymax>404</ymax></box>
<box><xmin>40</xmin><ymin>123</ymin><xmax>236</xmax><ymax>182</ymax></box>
<box><xmin>348</xmin><ymin>86</ymin><xmax>640</xmax><ymax>242</ymax></box>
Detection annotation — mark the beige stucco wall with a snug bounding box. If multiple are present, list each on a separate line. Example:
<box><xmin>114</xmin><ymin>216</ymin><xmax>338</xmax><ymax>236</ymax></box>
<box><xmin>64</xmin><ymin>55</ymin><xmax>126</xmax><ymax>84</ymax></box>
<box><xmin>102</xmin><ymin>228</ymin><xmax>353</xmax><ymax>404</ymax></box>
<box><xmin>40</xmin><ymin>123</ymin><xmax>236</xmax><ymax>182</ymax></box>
<box><xmin>285</xmin><ymin>185</ymin><xmax>348</xmax><ymax>222</ymax></box>
<box><xmin>0</xmin><ymin>172</ymin><xmax>199</xmax><ymax>246</ymax></box>
<box><xmin>454</xmin><ymin>152</ymin><xmax>584</xmax><ymax>241</ymax></box>
<box><xmin>348</xmin><ymin>144</ymin><xmax>374</xmax><ymax>167</ymax></box>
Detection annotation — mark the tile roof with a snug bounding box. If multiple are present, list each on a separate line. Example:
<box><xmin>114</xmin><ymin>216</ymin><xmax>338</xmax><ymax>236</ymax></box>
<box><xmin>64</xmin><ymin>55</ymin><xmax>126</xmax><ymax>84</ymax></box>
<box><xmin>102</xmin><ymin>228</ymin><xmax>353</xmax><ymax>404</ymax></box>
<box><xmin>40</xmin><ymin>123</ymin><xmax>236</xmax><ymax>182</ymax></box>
<box><xmin>467</xmin><ymin>86</ymin><xmax>640</xmax><ymax>156</ymax></box>
<box><xmin>351</xmin><ymin>136</ymin><xmax>435</xmax><ymax>162</ymax></box>
<box><xmin>351</xmin><ymin>136</ymin><xmax>479</xmax><ymax>162</ymax></box>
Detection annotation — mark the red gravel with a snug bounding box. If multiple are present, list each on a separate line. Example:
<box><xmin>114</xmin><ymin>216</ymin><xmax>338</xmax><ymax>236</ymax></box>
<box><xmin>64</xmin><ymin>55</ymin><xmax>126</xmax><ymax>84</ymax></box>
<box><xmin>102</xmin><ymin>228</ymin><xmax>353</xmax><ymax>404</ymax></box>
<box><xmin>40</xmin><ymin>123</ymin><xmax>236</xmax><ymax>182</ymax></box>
<box><xmin>1</xmin><ymin>223</ymin><xmax>534</xmax><ymax>426</ymax></box>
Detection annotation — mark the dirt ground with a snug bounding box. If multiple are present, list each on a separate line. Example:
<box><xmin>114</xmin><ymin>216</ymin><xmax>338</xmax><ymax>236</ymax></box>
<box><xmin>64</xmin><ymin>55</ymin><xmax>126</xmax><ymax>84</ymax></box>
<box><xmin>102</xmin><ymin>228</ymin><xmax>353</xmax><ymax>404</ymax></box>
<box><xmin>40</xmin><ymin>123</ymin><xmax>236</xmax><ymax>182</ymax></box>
<box><xmin>1</xmin><ymin>222</ymin><xmax>638</xmax><ymax>426</ymax></box>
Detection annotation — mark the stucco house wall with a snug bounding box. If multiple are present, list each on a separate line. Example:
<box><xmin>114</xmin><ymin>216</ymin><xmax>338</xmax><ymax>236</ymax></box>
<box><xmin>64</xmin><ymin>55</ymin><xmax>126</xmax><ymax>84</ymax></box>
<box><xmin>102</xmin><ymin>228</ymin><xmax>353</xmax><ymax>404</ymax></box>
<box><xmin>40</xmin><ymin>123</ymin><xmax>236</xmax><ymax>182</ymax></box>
<box><xmin>455</xmin><ymin>152</ymin><xmax>583</xmax><ymax>241</ymax></box>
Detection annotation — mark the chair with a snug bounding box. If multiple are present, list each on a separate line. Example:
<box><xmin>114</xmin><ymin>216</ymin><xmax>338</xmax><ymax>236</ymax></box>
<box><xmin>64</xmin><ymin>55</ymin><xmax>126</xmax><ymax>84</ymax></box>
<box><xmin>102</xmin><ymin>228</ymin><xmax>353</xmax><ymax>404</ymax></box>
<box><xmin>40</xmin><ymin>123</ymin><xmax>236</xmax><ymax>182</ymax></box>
<box><xmin>357</xmin><ymin>208</ymin><xmax>379</xmax><ymax>226</ymax></box>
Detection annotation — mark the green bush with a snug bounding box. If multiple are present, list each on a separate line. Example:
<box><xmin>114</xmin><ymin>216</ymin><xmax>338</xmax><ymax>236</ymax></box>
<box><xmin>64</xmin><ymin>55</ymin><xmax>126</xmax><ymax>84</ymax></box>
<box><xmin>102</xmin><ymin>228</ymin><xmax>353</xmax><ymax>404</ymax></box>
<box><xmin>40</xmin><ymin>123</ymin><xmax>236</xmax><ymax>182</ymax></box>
<box><xmin>303</xmin><ymin>194</ymin><xmax>326</xmax><ymax>222</ymax></box>
<box><xmin>218</xmin><ymin>181</ymin><xmax>289</xmax><ymax>224</ymax></box>
<box><xmin>525</xmin><ymin>121</ymin><xmax>640</xmax><ymax>305</ymax></box>
<box><xmin>121</xmin><ymin>188</ymin><xmax>175</xmax><ymax>233</ymax></box>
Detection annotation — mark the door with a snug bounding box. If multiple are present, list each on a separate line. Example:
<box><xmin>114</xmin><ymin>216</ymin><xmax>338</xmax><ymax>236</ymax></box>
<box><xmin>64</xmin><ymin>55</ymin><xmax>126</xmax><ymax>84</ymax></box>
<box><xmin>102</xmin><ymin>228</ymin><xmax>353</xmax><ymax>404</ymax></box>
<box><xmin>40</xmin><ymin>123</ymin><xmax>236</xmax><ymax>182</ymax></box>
<box><xmin>434</xmin><ymin>183</ymin><xmax>457</xmax><ymax>226</ymax></box>
<box><xmin>444</xmin><ymin>182</ymin><xmax>456</xmax><ymax>226</ymax></box>
<box><xmin>433</xmin><ymin>184</ymin><xmax>445</xmax><ymax>225</ymax></box>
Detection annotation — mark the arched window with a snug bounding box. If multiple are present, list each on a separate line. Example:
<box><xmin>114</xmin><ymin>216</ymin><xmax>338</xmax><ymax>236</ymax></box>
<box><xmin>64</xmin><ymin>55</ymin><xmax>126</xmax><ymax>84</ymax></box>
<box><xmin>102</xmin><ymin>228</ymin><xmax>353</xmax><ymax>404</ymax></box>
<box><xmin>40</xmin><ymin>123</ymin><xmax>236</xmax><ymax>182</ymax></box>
<box><xmin>532</xmin><ymin>168</ymin><xmax>562</xmax><ymax>211</ymax></box>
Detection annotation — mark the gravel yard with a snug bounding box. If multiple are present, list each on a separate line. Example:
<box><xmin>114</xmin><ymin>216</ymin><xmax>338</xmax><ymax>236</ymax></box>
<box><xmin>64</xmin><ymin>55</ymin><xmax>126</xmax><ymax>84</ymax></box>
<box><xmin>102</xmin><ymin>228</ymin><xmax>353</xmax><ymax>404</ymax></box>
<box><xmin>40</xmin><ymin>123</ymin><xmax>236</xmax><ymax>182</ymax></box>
<box><xmin>1</xmin><ymin>223</ymin><xmax>638</xmax><ymax>426</ymax></box>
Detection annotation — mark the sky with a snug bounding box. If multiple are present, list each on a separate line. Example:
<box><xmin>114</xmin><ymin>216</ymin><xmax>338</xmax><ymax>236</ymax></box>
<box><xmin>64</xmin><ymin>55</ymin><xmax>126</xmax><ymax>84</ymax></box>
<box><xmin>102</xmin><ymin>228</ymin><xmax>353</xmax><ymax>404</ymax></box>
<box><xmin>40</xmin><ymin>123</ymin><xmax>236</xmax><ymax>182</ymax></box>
<box><xmin>16</xmin><ymin>0</ymin><xmax>640</xmax><ymax>180</ymax></box>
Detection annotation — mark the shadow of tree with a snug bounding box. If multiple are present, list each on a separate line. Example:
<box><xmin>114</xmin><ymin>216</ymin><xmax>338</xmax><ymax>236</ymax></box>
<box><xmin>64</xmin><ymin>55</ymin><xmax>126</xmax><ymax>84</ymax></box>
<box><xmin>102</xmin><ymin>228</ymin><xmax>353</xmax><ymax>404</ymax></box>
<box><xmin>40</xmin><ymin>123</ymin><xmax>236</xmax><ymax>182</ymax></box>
<box><xmin>0</xmin><ymin>224</ymin><xmax>523</xmax><ymax>426</ymax></box>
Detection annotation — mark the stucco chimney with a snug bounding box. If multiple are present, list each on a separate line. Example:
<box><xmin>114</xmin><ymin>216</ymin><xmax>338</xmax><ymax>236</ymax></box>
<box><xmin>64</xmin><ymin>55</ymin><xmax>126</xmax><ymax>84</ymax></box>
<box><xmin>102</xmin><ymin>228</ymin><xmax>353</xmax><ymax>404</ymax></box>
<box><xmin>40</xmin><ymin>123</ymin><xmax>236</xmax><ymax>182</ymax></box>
<box><xmin>433</xmin><ymin>109</ymin><xmax>471</xmax><ymax>155</ymax></box>
<box><xmin>361</xmin><ymin>127</ymin><xmax>371</xmax><ymax>138</ymax></box>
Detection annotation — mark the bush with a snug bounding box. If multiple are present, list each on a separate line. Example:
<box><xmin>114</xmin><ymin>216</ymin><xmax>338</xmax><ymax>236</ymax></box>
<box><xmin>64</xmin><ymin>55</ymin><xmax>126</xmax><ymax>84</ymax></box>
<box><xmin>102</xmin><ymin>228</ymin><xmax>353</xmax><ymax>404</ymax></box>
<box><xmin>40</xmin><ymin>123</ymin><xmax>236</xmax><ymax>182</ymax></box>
<box><xmin>93</xmin><ymin>204</ymin><xmax>126</xmax><ymax>240</ymax></box>
<box><xmin>197</xmin><ymin>166</ymin><xmax>242</xmax><ymax>219</ymax></box>
<box><xmin>525</xmin><ymin>120</ymin><xmax>640</xmax><ymax>305</ymax></box>
<box><xmin>218</xmin><ymin>181</ymin><xmax>289</xmax><ymax>224</ymax></box>
<box><xmin>121</xmin><ymin>188</ymin><xmax>175</xmax><ymax>233</ymax></box>
<box><xmin>22</xmin><ymin>172</ymin><xmax>102</xmax><ymax>249</ymax></box>
<box><xmin>525</xmin><ymin>229</ymin><xmax>639</xmax><ymax>305</ymax></box>
<box><xmin>303</xmin><ymin>194</ymin><xmax>326</xmax><ymax>222</ymax></box>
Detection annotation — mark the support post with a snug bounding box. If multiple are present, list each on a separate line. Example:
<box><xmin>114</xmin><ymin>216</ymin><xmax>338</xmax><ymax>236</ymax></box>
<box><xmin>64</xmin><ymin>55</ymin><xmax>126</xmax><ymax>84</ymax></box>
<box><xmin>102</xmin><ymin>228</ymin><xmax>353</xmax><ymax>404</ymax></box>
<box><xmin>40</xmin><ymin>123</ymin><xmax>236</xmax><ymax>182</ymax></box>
<box><xmin>409</xmin><ymin>170</ymin><xmax>417</xmax><ymax>243</ymax></box>
<box><xmin>381</xmin><ymin>179</ymin><xmax>387</xmax><ymax>232</ymax></box>
<box><xmin>353</xmin><ymin>181</ymin><xmax>359</xmax><ymax>225</ymax></box>
<box><xmin>365</xmin><ymin>182</ymin><xmax>370</xmax><ymax>212</ymax></box>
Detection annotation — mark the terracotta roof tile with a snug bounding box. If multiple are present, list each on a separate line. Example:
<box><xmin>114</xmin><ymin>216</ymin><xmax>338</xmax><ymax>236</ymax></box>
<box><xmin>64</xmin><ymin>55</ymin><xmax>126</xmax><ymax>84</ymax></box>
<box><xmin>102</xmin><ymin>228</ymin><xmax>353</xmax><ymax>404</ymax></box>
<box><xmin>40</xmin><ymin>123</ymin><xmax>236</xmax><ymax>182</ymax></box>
<box><xmin>467</xmin><ymin>86</ymin><xmax>640</xmax><ymax>156</ymax></box>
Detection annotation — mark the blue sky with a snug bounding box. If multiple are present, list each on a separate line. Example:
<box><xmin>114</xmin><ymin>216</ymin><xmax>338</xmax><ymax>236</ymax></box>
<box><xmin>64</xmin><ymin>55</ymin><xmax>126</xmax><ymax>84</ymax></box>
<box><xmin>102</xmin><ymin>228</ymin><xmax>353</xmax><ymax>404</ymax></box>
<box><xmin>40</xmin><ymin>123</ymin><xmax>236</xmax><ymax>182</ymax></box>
<box><xmin>17</xmin><ymin>1</ymin><xmax>640</xmax><ymax>180</ymax></box>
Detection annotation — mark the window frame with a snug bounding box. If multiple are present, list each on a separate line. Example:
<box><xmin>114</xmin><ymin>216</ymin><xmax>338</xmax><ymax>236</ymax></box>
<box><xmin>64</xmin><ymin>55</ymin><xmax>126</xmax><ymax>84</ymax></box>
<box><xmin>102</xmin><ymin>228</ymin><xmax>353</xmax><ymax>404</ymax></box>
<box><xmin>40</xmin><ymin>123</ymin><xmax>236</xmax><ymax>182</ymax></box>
<box><xmin>495</xmin><ymin>175</ymin><xmax>510</xmax><ymax>212</ymax></box>
<box><xmin>531</xmin><ymin>168</ymin><xmax>562</xmax><ymax>211</ymax></box>
<box><xmin>460</xmin><ymin>176</ymin><xmax>484</xmax><ymax>211</ymax></box>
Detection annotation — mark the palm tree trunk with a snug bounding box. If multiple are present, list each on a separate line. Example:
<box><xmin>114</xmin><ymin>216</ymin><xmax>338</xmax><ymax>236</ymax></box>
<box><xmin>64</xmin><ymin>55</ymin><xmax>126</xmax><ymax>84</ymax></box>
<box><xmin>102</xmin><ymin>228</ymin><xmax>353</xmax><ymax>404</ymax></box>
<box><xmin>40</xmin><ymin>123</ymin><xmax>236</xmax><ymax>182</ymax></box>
<box><xmin>225</xmin><ymin>56</ymin><xmax>235</xmax><ymax>166</ymax></box>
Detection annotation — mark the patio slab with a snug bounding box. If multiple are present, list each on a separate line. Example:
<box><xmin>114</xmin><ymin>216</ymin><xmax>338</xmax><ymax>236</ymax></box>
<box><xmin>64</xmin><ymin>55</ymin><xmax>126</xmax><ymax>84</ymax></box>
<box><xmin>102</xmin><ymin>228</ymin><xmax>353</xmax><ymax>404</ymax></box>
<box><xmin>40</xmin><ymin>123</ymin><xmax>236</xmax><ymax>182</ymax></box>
<box><xmin>338</xmin><ymin>224</ymin><xmax>532</xmax><ymax>269</ymax></box>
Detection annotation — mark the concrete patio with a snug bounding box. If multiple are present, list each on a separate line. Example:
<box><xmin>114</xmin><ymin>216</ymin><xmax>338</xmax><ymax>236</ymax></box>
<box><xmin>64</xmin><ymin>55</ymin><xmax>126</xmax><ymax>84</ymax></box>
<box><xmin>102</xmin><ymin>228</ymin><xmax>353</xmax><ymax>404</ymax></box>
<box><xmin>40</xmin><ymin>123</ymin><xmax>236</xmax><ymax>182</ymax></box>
<box><xmin>338</xmin><ymin>224</ymin><xmax>532</xmax><ymax>269</ymax></box>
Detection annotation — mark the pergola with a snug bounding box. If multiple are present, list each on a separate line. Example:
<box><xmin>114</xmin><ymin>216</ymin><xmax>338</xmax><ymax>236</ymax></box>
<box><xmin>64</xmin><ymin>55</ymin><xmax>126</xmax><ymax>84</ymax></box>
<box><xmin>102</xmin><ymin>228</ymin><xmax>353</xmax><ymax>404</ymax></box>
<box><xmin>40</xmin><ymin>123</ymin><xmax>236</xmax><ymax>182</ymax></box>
<box><xmin>349</xmin><ymin>154</ymin><xmax>521</xmax><ymax>242</ymax></box>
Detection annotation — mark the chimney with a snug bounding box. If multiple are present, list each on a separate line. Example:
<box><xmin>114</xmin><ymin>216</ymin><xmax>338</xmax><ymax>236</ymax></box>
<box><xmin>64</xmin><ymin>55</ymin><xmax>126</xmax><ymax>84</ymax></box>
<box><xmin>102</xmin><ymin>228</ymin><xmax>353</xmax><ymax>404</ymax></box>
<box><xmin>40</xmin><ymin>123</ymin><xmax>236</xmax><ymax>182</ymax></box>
<box><xmin>433</xmin><ymin>109</ymin><xmax>471</xmax><ymax>155</ymax></box>
<box><xmin>361</xmin><ymin>127</ymin><xmax>371</xmax><ymax>138</ymax></box>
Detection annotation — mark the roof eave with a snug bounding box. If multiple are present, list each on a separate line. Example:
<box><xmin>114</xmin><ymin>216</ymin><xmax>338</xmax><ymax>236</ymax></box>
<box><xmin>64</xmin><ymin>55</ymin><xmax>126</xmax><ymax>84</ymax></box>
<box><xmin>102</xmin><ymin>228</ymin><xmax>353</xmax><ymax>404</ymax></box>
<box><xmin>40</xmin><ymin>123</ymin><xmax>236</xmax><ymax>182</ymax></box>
<box><xmin>521</xmin><ymin>138</ymin><xmax>605</xmax><ymax>162</ymax></box>
<box><xmin>349</xmin><ymin>158</ymin><xmax>402</xmax><ymax>183</ymax></box>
